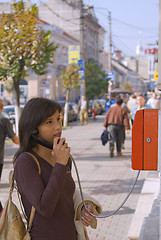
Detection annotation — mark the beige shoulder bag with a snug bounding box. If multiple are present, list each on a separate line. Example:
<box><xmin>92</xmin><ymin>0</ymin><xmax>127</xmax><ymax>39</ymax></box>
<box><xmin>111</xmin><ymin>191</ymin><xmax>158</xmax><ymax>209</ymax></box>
<box><xmin>0</xmin><ymin>152</ymin><xmax>41</xmax><ymax>240</ymax></box>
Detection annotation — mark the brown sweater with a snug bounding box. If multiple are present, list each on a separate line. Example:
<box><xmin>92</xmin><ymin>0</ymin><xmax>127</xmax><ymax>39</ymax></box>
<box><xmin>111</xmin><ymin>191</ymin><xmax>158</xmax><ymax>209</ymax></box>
<box><xmin>14</xmin><ymin>151</ymin><xmax>77</xmax><ymax>240</ymax></box>
<box><xmin>104</xmin><ymin>105</ymin><xmax>130</xmax><ymax>130</ymax></box>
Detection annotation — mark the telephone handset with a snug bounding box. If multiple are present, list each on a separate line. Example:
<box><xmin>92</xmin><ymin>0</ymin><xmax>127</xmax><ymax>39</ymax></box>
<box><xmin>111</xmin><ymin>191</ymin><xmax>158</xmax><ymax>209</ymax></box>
<box><xmin>31</xmin><ymin>135</ymin><xmax>53</xmax><ymax>149</ymax></box>
<box><xmin>31</xmin><ymin>135</ymin><xmax>65</xmax><ymax>150</ymax></box>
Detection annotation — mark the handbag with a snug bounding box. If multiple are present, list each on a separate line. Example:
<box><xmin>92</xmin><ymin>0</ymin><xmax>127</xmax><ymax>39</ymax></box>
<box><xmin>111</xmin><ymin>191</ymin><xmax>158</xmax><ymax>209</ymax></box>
<box><xmin>100</xmin><ymin>129</ymin><xmax>110</xmax><ymax>145</ymax></box>
<box><xmin>0</xmin><ymin>153</ymin><xmax>41</xmax><ymax>240</ymax></box>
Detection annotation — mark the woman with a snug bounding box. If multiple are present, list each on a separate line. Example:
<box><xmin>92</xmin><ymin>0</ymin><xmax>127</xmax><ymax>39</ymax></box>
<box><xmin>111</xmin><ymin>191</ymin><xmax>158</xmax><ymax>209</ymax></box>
<box><xmin>14</xmin><ymin>97</ymin><xmax>96</xmax><ymax>240</ymax></box>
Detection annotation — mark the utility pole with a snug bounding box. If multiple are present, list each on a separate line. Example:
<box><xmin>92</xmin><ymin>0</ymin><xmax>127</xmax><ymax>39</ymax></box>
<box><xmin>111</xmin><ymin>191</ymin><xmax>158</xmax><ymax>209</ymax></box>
<box><xmin>108</xmin><ymin>11</ymin><xmax>112</xmax><ymax>71</ymax></box>
<box><xmin>158</xmin><ymin>1</ymin><xmax>161</xmax><ymax>238</ymax></box>
<box><xmin>80</xmin><ymin>0</ymin><xmax>85</xmax><ymax>97</ymax></box>
<box><xmin>108</xmin><ymin>11</ymin><xmax>112</xmax><ymax>99</ymax></box>
<box><xmin>158</xmin><ymin>0</ymin><xmax>161</xmax><ymax>91</ymax></box>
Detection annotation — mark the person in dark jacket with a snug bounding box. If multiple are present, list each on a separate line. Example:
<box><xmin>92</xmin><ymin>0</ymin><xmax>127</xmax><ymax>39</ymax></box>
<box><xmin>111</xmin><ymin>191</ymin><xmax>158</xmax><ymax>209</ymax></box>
<box><xmin>0</xmin><ymin>99</ymin><xmax>19</xmax><ymax>216</ymax></box>
<box><xmin>104</xmin><ymin>97</ymin><xmax>130</xmax><ymax>157</ymax></box>
<box><xmin>13</xmin><ymin>97</ymin><xmax>97</xmax><ymax>240</ymax></box>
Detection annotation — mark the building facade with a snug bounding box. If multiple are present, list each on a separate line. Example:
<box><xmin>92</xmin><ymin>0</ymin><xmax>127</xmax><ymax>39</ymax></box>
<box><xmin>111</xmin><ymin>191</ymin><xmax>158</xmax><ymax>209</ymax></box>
<box><xmin>38</xmin><ymin>0</ymin><xmax>105</xmax><ymax>64</ymax></box>
<box><xmin>0</xmin><ymin>0</ymin><xmax>105</xmax><ymax>103</ymax></box>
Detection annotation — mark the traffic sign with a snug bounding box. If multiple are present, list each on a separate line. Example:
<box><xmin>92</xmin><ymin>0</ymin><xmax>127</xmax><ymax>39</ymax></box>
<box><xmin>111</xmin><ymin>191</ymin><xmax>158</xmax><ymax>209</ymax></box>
<box><xmin>106</xmin><ymin>71</ymin><xmax>115</xmax><ymax>81</ymax></box>
<box><xmin>0</xmin><ymin>84</ymin><xmax>3</xmax><ymax>97</ymax></box>
<box><xmin>154</xmin><ymin>72</ymin><xmax>158</xmax><ymax>81</ymax></box>
<box><xmin>78</xmin><ymin>59</ymin><xmax>85</xmax><ymax>81</ymax></box>
<box><xmin>149</xmin><ymin>82</ymin><xmax>155</xmax><ymax>89</ymax></box>
<box><xmin>78</xmin><ymin>59</ymin><xmax>84</xmax><ymax>70</ymax></box>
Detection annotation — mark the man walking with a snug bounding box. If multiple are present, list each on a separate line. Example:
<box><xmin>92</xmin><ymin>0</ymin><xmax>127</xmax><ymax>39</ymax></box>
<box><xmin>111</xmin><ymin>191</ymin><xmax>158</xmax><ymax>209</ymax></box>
<box><xmin>104</xmin><ymin>97</ymin><xmax>130</xmax><ymax>157</ymax></box>
<box><xmin>79</xmin><ymin>95</ymin><xmax>88</xmax><ymax>125</ymax></box>
<box><xmin>0</xmin><ymin>99</ymin><xmax>19</xmax><ymax>216</ymax></box>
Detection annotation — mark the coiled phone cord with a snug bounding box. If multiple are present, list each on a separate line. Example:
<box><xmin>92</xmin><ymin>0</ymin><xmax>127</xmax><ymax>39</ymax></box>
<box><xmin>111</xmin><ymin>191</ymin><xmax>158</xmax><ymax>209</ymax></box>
<box><xmin>70</xmin><ymin>154</ymin><xmax>140</xmax><ymax>218</ymax></box>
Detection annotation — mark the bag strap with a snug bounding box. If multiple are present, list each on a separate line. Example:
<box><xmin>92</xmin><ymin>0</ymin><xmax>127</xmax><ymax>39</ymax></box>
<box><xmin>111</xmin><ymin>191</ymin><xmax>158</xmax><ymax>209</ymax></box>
<box><xmin>9</xmin><ymin>170</ymin><xmax>14</xmax><ymax>200</ymax></box>
<box><xmin>26</xmin><ymin>152</ymin><xmax>41</xmax><ymax>175</ymax></box>
<box><xmin>14</xmin><ymin>152</ymin><xmax>41</xmax><ymax>232</ymax></box>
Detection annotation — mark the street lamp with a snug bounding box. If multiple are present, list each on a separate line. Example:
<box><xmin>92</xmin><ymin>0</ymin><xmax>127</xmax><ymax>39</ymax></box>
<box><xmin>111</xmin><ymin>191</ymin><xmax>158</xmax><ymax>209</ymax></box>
<box><xmin>80</xmin><ymin>0</ymin><xmax>85</xmax><ymax>97</ymax></box>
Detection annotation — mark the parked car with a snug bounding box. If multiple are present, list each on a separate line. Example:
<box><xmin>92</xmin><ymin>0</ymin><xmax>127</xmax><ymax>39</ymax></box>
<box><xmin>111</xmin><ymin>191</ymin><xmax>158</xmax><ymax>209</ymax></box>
<box><xmin>88</xmin><ymin>100</ymin><xmax>103</xmax><ymax>117</ymax></box>
<box><xmin>2</xmin><ymin>104</ymin><xmax>25</xmax><ymax>126</ymax></box>
<box><xmin>70</xmin><ymin>102</ymin><xmax>79</xmax><ymax>119</ymax></box>
<box><xmin>57</xmin><ymin>101</ymin><xmax>78</xmax><ymax>122</ymax></box>
<box><xmin>2</xmin><ymin>112</ymin><xmax>10</xmax><ymax>119</ymax></box>
<box><xmin>95</xmin><ymin>99</ymin><xmax>106</xmax><ymax>113</ymax></box>
<box><xmin>2</xmin><ymin>104</ymin><xmax>24</xmax><ymax>116</ymax></box>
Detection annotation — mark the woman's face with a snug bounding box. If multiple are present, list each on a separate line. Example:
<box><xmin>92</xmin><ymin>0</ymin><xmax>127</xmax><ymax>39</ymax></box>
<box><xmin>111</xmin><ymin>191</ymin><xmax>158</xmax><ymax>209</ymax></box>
<box><xmin>37</xmin><ymin>110</ymin><xmax>63</xmax><ymax>143</ymax></box>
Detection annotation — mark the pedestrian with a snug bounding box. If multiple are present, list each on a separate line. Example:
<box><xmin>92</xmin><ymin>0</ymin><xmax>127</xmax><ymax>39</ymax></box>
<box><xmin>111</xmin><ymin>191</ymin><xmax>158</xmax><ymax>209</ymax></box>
<box><xmin>92</xmin><ymin>105</ymin><xmax>96</xmax><ymax>120</ymax></box>
<box><xmin>79</xmin><ymin>95</ymin><xmax>88</xmax><ymax>125</ymax></box>
<box><xmin>104</xmin><ymin>97</ymin><xmax>130</xmax><ymax>157</ymax></box>
<box><xmin>0</xmin><ymin>98</ymin><xmax>19</xmax><ymax>216</ymax></box>
<box><xmin>131</xmin><ymin>94</ymin><xmax>151</xmax><ymax>124</ymax></box>
<box><xmin>127</xmin><ymin>94</ymin><xmax>137</xmax><ymax>113</ymax></box>
<box><xmin>75</xmin><ymin>96</ymin><xmax>80</xmax><ymax>104</ymax></box>
<box><xmin>121</xmin><ymin>99</ymin><xmax>130</xmax><ymax>149</ymax></box>
<box><xmin>13</xmin><ymin>97</ymin><xmax>99</xmax><ymax>240</ymax></box>
<box><xmin>146</xmin><ymin>91</ymin><xmax>160</xmax><ymax>109</ymax></box>
<box><xmin>105</xmin><ymin>96</ymin><xmax>116</xmax><ymax>113</ymax></box>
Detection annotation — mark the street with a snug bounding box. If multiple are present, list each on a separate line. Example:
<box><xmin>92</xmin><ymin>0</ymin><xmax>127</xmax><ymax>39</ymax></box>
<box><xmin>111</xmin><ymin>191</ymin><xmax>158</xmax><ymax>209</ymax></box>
<box><xmin>1</xmin><ymin>114</ymin><xmax>148</xmax><ymax>240</ymax></box>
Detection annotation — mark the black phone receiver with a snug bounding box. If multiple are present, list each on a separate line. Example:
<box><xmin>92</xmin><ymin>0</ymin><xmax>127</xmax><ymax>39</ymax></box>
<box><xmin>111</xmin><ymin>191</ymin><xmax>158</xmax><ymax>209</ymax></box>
<box><xmin>31</xmin><ymin>135</ymin><xmax>53</xmax><ymax>149</ymax></box>
<box><xmin>31</xmin><ymin>135</ymin><xmax>65</xmax><ymax>150</ymax></box>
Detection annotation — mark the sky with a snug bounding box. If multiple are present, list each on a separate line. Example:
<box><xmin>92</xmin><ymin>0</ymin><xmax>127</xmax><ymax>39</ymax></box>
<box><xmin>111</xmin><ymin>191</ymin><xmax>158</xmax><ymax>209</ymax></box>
<box><xmin>0</xmin><ymin>0</ymin><xmax>159</xmax><ymax>57</ymax></box>
<box><xmin>84</xmin><ymin>0</ymin><xmax>159</xmax><ymax>57</ymax></box>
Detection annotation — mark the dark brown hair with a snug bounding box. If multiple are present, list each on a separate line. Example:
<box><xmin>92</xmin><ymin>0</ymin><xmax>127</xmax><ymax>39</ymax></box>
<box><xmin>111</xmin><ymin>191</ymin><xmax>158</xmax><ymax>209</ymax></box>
<box><xmin>13</xmin><ymin>97</ymin><xmax>62</xmax><ymax>163</ymax></box>
<box><xmin>116</xmin><ymin>97</ymin><xmax>123</xmax><ymax>105</ymax></box>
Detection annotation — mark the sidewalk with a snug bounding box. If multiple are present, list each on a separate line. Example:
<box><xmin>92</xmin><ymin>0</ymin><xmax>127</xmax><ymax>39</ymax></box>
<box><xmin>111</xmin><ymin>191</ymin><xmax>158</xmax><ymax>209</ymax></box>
<box><xmin>0</xmin><ymin>115</ymin><xmax>160</xmax><ymax>240</ymax></box>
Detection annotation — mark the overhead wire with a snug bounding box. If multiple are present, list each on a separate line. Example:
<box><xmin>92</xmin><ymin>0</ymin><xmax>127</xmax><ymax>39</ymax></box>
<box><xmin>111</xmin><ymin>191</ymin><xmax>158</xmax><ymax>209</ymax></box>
<box><xmin>94</xmin><ymin>7</ymin><xmax>158</xmax><ymax>56</ymax></box>
<box><xmin>37</xmin><ymin>1</ymin><xmax>158</xmax><ymax>57</ymax></box>
<box><xmin>112</xmin><ymin>17</ymin><xmax>158</xmax><ymax>33</ymax></box>
<box><xmin>113</xmin><ymin>33</ymin><xmax>158</xmax><ymax>40</ymax></box>
<box><xmin>38</xmin><ymin>0</ymin><xmax>79</xmax><ymax>26</ymax></box>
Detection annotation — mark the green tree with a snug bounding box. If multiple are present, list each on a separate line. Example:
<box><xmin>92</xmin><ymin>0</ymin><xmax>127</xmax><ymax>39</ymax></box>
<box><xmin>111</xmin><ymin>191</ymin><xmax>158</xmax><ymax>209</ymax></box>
<box><xmin>60</xmin><ymin>63</ymin><xmax>81</xmax><ymax>127</ymax></box>
<box><xmin>0</xmin><ymin>0</ymin><xmax>57</xmax><ymax>118</ymax></box>
<box><xmin>85</xmin><ymin>61</ymin><xmax>108</xmax><ymax>100</ymax></box>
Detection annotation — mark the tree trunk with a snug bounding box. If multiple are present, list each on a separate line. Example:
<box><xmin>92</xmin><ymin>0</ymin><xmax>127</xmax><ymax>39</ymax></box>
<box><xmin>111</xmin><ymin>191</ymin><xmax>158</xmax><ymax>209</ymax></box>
<box><xmin>14</xmin><ymin>78</ymin><xmax>21</xmax><ymax>135</ymax></box>
<box><xmin>63</xmin><ymin>88</ymin><xmax>70</xmax><ymax>127</ymax></box>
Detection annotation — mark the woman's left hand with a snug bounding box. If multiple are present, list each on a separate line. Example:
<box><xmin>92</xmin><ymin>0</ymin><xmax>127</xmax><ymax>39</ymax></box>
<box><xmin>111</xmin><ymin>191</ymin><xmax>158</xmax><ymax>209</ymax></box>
<box><xmin>81</xmin><ymin>204</ymin><xmax>97</xmax><ymax>227</ymax></box>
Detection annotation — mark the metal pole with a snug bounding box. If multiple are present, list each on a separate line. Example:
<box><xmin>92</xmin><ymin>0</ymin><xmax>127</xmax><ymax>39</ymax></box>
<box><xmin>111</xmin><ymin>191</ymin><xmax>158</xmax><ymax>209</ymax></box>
<box><xmin>108</xmin><ymin>11</ymin><xmax>112</xmax><ymax>72</ymax></box>
<box><xmin>158</xmin><ymin>1</ymin><xmax>161</xmax><ymax>239</ymax></box>
<box><xmin>158</xmin><ymin>0</ymin><xmax>161</xmax><ymax>90</ymax></box>
<box><xmin>80</xmin><ymin>0</ymin><xmax>85</xmax><ymax>97</ymax></box>
<box><xmin>108</xmin><ymin>11</ymin><xmax>112</xmax><ymax>99</ymax></box>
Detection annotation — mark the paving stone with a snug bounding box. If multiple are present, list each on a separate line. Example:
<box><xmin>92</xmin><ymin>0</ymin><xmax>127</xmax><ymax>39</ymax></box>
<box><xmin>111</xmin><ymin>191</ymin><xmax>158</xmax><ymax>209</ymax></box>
<box><xmin>0</xmin><ymin>115</ymin><xmax>159</xmax><ymax>240</ymax></box>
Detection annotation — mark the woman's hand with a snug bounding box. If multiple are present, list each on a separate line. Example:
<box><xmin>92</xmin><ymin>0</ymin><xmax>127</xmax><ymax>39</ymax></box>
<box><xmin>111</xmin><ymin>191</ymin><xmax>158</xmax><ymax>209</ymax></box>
<box><xmin>81</xmin><ymin>204</ymin><xmax>97</xmax><ymax>227</ymax></box>
<box><xmin>52</xmin><ymin>137</ymin><xmax>70</xmax><ymax>166</ymax></box>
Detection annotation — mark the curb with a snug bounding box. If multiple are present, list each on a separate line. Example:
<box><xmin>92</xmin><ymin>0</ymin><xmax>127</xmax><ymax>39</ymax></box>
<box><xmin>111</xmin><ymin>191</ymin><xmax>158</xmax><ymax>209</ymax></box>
<box><xmin>128</xmin><ymin>172</ymin><xmax>160</xmax><ymax>240</ymax></box>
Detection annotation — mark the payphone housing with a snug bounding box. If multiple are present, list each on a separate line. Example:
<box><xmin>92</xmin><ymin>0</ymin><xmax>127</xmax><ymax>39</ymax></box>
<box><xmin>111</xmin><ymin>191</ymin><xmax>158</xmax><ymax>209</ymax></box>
<box><xmin>132</xmin><ymin>109</ymin><xmax>158</xmax><ymax>171</ymax></box>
